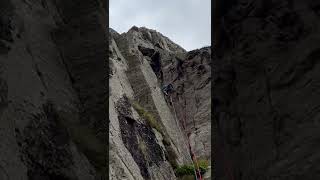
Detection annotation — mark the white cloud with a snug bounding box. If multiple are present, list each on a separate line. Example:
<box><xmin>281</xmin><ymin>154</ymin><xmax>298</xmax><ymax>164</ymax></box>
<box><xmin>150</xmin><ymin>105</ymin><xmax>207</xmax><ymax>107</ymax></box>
<box><xmin>110</xmin><ymin>0</ymin><xmax>211</xmax><ymax>51</ymax></box>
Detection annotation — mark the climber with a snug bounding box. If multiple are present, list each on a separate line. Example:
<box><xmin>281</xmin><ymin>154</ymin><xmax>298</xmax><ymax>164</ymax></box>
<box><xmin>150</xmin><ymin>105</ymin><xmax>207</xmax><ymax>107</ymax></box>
<box><xmin>162</xmin><ymin>83</ymin><xmax>174</xmax><ymax>95</ymax></box>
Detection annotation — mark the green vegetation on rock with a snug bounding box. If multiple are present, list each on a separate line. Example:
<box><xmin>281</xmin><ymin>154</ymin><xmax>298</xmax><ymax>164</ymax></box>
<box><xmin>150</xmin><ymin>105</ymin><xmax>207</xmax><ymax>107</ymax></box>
<box><xmin>130</xmin><ymin>100</ymin><xmax>209</xmax><ymax>178</ymax></box>
<box><xmin>132</xmin><ymin>101</ymin><xmax>162</xmax><ymax>133</ymax></box>
<box><xmin>138</xmin><ymin>139</ymin><xmax>149</xmax><ymax>160</ymax></box>
<box><xmin>131</xmin><ymin>100</ymin><xmax>179</xmax><ymax>170</ymax></box>
<box><xmin>175</xmin><ymin>159</ymin><xmax>209</xmax><ymax>177</ymax></box>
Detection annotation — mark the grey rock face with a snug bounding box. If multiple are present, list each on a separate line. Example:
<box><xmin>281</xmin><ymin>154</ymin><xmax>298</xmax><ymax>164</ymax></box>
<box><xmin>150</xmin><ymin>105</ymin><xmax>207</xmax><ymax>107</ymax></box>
<box><xmin>0</xmin><ymin>0</ymin><xmax>107</xmax><ymax>179</ymax></box>
<box><xmin>162</xmin><ymin>47</ymin><xmax>212</xmax><ymax>161</ymax></box>
<box><xmin>214</xmin><ymin>0</ymin><xmax>320</xmax><ymax>179</ymax></box>
<box><xmin>109</xmin><ymin>26</ymin><xmax>211</xmax><ymax>179</ymax></box>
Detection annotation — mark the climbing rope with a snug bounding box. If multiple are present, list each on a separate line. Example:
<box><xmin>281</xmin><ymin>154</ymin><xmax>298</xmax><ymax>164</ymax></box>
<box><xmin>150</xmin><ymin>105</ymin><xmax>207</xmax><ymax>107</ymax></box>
<box><xmin>164</xmin><ymin>84</ymin><xmax>233</xmax><ymax>180</ymax></box>
<box><xmin>169</xmin><ymin>95</ymin><xmax>202</xmax><ymax>180</ymax></box>
<box><xmin>182</xmin><ymin>94</ymin><xmax>202</xmax><ymax>180</ymax></box>
<box><xmin>187</xmin><ymin>133</ymin><xmax>203</xmax><ymax>180</ymax></box>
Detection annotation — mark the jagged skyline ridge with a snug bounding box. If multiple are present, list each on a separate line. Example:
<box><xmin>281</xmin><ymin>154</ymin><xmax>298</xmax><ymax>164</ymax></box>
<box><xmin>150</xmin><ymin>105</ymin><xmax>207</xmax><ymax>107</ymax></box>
<box><xmin>110</xmin><ymin>0</ymin><xmax>211</xmax><ymax>51</ymax></box>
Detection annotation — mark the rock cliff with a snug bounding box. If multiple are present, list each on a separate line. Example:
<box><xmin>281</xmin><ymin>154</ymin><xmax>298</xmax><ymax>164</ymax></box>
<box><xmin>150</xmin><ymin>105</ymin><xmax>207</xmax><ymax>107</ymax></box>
<box><xmin>214</xmin><ymin>0</ymin><xmax>320</xmax><ymax>179</ymax></box>
<box><xmin>109</xmin><ymin>26</ymin><xmax>211</xmax><ymax>179</ymax></box>
<box><xmin>0</xmin><ymin>0</ymin><xmax>107</xmax><ymax>179</ymax></box>
<box><xmin>0</xmin><ymin>1</ymin><xmax>210</xmax><ymax>179</ymax></box>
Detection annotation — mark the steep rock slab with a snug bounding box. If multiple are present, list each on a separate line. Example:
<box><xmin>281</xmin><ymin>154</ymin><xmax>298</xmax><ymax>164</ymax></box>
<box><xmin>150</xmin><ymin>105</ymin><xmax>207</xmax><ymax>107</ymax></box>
<box><xmin>109</xmin><ymin>29</ymin><xmax>178</xmax><ymax>180</ymax></box>
<box><xmin>112</xmin><ymin>27</ymin><xmax>192</xmax><ymax>165</ymax></box>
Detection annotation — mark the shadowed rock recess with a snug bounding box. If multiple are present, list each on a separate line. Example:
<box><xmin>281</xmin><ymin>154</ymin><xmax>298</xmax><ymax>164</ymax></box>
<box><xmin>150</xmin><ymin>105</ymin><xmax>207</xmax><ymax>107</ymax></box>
<box><xmin>109</xmin><ymin>26</ymin><xmax>211</xmax><ymax>179</ymax></box>
<box><xmin>0</xmin><ymin>0</ymin><xmax>107</xmax><ymax>180</ymax></box>
<box><xmin>214</xmin><ymin>0</ymin><xmax>320</xmax><ymax>180</ymax></box>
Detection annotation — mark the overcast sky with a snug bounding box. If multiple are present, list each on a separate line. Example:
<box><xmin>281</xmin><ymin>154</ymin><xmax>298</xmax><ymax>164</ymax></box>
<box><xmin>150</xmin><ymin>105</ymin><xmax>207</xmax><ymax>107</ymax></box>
<box><xmin>110</xmin><ymin>0</ymin><xmax>211</xmax><ymax>51</ymax></box>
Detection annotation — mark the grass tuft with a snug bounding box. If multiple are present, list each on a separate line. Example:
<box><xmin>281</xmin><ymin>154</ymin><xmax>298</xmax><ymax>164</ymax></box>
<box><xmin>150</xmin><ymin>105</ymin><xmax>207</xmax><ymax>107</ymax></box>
<box><xmin>130</xmin><ymin>100</ymin><xmax>180</xmax><ymax>171</ymax></box>
<box><xmin>175</xmin><ymin>159</ymin><xmax>209</xmax><ymax>177</ymax></box>
<box><xmin>132</xmin><ymin>102</ymin><xmax>162</xmax><ymax>133</ymax></box>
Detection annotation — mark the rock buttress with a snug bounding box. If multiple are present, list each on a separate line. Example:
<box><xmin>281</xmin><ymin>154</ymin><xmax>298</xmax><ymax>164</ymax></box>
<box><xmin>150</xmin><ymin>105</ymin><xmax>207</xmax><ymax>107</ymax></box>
<box><xmin>109</xmin><ymin>26</ymin><xmax>211</xmax><ymax>179</ymax></box>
